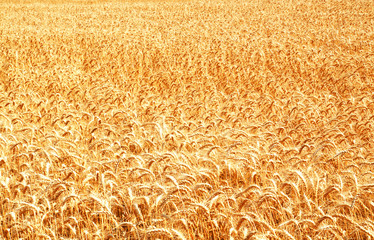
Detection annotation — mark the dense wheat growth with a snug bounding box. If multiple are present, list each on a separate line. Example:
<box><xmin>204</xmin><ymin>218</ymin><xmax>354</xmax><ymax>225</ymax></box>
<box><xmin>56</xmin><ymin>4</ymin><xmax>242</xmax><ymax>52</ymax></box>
<box><xmin>0</xmin><ymin>0</ymin><xmax>374</xmax><ymax>239</ymax></box>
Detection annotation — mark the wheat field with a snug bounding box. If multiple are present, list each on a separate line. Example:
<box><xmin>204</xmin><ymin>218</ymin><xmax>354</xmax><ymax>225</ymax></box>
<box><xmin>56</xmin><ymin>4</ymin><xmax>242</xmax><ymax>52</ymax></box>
<box><xmin>0</xmin><ymin>0</ymin><xmax>374</xmax><ymax>239</ymax></box>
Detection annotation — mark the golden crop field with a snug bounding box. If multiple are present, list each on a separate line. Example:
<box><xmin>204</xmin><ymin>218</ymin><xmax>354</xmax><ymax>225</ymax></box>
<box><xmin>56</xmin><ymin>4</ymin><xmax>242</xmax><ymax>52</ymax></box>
<box><xmin>1</xmin><ymin>0</ymin><xmax>374</xmax><ymax>239</ymax></box>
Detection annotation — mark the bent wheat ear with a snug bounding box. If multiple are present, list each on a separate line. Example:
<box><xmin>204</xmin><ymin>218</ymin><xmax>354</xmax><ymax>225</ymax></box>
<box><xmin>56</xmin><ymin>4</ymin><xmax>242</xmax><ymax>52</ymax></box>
<box><xmin>146</xmin><ymin>228</ymin><xmax>173</xmax><ymax>239</ymax></box>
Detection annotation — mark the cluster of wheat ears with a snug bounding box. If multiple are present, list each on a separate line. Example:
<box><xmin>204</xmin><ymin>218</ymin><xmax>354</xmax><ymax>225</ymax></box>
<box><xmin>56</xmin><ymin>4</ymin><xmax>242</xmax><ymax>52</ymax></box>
<box><xmin>0</xmin><ymin>0</ymin><xmax>374</xmax><ymax>239</ymax></box>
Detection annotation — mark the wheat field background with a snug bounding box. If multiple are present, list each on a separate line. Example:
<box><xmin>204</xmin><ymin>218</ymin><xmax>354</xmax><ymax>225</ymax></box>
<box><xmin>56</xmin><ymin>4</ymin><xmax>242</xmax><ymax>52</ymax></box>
<box><xmin>0</xmin><ymin>0</ymin><xmax>374</xmax><ymax>239</ymax></box>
